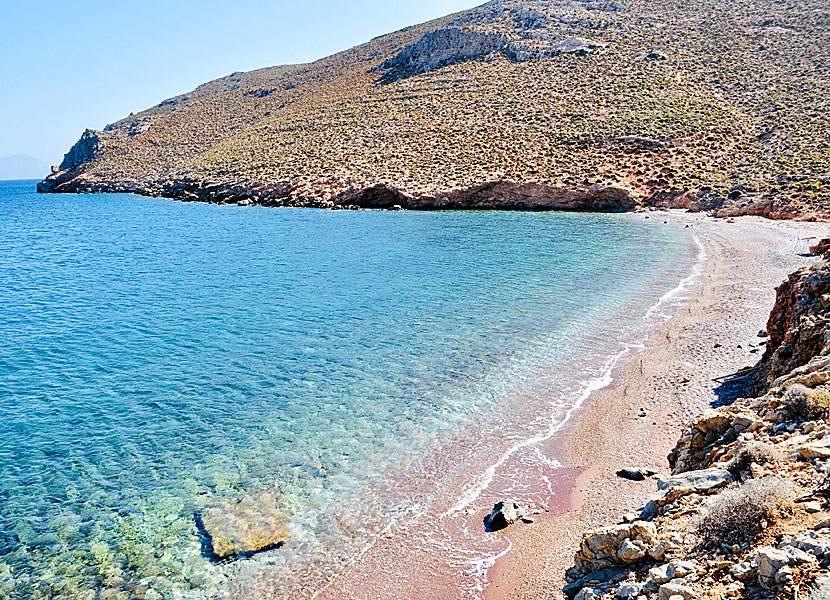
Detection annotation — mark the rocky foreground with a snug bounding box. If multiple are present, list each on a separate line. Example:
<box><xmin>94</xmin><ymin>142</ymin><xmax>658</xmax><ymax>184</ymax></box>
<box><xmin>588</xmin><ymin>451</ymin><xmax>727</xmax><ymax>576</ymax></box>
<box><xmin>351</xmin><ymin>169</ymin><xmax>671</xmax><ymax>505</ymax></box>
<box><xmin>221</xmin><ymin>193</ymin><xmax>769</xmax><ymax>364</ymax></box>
<box><xmin>561</xmin><ymin>241</ymin><xmax>830</xmax><ymax>600</ymax></box>
<box><xmin>39</xmin><ymin>0</ymin><xmax>830</xmax><ymax>219</ymax></box>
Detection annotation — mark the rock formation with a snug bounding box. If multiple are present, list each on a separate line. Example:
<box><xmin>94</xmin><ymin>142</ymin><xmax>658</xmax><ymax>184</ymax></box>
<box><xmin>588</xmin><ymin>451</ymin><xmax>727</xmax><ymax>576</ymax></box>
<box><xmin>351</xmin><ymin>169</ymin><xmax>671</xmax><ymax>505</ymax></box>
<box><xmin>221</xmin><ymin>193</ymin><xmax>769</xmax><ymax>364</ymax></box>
<box><xmin>38</xmin><ymin>0</ymin><xmax>830</xmax><ymax>219</ymax></box>
<box><xmin>564</xmin><ymin>259</ymin><xmax>830</xmax><ymax>599</ymax></box>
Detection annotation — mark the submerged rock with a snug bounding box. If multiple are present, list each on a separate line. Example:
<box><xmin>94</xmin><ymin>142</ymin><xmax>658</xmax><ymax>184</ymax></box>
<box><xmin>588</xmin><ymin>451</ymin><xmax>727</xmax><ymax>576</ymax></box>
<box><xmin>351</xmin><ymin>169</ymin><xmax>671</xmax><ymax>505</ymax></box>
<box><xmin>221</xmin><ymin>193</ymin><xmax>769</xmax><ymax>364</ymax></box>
<box><xmin>200</xmin><ymin>490</ymin><xmax>288</xmax><ymax>558</ymax></box>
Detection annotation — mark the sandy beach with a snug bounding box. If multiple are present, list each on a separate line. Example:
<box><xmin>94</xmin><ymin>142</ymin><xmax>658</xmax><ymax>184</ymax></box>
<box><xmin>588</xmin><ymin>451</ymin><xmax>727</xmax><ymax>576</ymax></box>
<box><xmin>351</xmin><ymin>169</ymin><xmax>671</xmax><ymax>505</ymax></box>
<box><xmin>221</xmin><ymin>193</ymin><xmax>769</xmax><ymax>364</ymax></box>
<box><xmin>280</xmin><ymin>212</ymin><xmax>828</xmax><ymax>600</ymax></box>
<box><xmin>485</xmin><ymin>212</ymin><xmax>828</xmax><ymax>600</ymax></box>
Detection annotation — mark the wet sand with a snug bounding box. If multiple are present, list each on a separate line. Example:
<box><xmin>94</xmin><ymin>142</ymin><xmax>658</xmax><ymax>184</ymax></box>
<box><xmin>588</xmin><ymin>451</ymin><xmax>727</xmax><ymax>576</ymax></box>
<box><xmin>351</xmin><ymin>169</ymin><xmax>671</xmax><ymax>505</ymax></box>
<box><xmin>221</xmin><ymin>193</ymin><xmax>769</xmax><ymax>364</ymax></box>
<box><xmin>485</xmin><ymin>213</ymin><xmax>827</xmax><ymax>600</ymax></box>
<box><xmin>237</xmin><ymin>212</ymin><xmax>827</xmax><ymax>600</ymax></box>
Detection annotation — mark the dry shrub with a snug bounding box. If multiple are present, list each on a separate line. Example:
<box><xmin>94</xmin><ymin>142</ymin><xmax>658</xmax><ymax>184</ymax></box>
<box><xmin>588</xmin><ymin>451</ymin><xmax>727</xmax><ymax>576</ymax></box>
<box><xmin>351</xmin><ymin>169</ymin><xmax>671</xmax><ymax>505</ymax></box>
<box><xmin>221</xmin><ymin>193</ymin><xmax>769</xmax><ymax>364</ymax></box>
<box><xmin>727</xmin><ymin>442</ymin><xmax>785</xmax><ymax>480</ymax></box>
<box><xmin>697</xmin><ymin>477</ymin><xmax>796</xmax><ymax>544</ymax></box>
<box><xmin>784</xmin><ymin>384</ymin><xmax>830</xmax><ymax>422</ymax></box>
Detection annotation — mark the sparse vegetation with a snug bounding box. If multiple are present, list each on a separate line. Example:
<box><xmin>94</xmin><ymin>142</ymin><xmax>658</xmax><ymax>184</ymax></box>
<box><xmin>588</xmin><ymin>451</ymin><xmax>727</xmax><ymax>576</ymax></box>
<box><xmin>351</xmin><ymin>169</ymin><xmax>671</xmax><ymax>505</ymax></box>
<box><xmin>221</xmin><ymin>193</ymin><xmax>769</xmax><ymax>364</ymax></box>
<box><xmin>726</xmin><ymin>442</ymin><xmax>785</xmax><ymax>480</ymax></box>
<box><xmin>41</xmin><ymin>0</ymin><xmax>830</xmax><ymax>218</ymax></box>
<box><xmin>783</xmin><ymin>384</ymin><xmax>830</xmax><ymax>422</ymax></box>
<box><xmin>697</xmin><ymin>477</ymin><xmax>796</xmax><ymax>543</ymax></box>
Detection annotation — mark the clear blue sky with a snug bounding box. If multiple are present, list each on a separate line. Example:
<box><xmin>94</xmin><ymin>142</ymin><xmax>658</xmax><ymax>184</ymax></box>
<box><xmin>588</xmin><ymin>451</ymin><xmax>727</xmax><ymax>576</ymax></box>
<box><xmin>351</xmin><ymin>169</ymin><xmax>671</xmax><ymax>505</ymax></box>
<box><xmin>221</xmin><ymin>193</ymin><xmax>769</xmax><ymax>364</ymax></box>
<box><xmin>1</xmin><ymin>0</ymin><xmax>479</xmax><ymax>165</ymax></box>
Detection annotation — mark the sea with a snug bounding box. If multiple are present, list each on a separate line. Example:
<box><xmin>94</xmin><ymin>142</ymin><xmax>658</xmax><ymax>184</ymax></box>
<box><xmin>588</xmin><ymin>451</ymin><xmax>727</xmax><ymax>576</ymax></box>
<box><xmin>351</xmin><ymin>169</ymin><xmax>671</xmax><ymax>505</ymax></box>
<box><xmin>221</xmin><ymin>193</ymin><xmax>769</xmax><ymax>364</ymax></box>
<box><xmin>0</xmin><ymin>179</ymin><xmax>701</xmax><ymax>599</ymax></box>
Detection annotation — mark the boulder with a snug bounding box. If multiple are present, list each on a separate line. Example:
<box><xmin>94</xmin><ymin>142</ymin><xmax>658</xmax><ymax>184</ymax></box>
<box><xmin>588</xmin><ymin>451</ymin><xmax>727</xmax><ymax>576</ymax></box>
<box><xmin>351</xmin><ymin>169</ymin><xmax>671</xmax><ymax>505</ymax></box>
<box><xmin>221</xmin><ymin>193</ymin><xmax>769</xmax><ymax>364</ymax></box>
<box><xmin>799</xmin><ymin>435</ymin><xmax>830</xmax><ymax>460</ymax></box>
<box><xmin>485</xmin><ymin>500</ymin><xmax>528</xmax><ymax>531</ymax></box>
<box><xmin>788</xmin><ymin>531</ymin><xmax>830</xmax><ymax>557</ymax></box>
<box><xmin>617</xmin><ymin>467</ymin><xmax>657</xmax><ymax>481</ymax></box>
<box><xmin>756</xmin><ymin>546</ymin><xmax>815</xmax><ymax>588</ymax></box>
<box><xmin>658</xmin><ymin>582</ymin><xmax>695</xmax><ymax>600</ymax></box>
<box><xmin>200</xmin><ymin>490</ymin><xmax>288</xmax><ymax>558</ymax></box>
<box><xmin>567</xmin><ymin>522</ymin><xmax>657</xmax><ymax>581</ymax></box>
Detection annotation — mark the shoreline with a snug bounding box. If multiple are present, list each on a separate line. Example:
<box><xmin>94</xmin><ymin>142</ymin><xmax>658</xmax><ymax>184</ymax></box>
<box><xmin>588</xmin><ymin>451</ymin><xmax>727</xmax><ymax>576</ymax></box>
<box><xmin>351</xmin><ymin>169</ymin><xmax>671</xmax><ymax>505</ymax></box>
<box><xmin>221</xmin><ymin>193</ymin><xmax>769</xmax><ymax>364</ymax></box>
<box><xmin>484</xmin><ymin>213</ymin><xmax>828</xmax><ymax>600</ymax></box>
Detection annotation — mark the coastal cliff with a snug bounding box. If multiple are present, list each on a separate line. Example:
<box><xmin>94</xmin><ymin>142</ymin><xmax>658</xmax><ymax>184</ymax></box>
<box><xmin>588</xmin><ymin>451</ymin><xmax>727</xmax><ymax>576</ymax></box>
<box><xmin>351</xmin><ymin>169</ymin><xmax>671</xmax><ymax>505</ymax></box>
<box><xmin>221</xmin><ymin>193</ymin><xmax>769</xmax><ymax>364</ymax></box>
<box><xmin>561</xmin><ymin>246</ymin><xmax>830</xmax><ymax>600</ymax></box>
<box><xmin>39</xmin><ymin>0</ymin><xmax>830</xmax><ymax>219</ymax></box>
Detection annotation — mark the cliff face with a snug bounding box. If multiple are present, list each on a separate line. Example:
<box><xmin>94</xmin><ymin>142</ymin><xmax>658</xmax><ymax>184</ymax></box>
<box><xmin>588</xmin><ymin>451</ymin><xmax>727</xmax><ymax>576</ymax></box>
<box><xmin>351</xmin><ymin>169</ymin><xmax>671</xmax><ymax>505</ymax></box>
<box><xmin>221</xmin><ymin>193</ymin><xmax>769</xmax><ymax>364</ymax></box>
<box><xmin>564</xmin><ymin>259</ymin><xmax>830</xmax><ymax>600</ymax></box>
<box><xmin>39</xmin><ymin>0</ymin><xmax>830</xmax><ymax>218</ymax></box>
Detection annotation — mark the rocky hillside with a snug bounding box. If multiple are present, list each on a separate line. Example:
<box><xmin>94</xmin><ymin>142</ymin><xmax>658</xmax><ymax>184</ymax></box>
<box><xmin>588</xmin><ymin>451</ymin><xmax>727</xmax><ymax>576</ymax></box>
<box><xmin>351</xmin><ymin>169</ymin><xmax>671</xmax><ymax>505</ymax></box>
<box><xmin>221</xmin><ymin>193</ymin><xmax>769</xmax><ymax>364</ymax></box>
<box><xmin>562</xmin><ymin>246</ymin><xmax>830</xmax><ymax>600</ymax></box>
<box><xmin>39</xmin><ymin>0</ymin><xmax>830</xmax><ymax>219</ymax></box>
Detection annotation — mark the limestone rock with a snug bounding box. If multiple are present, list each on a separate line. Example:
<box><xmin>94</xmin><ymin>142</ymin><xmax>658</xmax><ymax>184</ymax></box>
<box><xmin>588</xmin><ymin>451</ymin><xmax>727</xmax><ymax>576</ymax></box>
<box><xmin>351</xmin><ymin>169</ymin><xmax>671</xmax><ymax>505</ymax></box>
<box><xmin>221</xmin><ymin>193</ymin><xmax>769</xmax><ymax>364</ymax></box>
<box><xmin>200</xmin><ymin>490</ymin><xmax>288</xmax><ymax>558</ymax></box>
<box><xmin>616</xmin><ymin>582</ymin><xmax>644</xmax><ymax>598</ymax></box>
<box><xmin>756</xmin><ymin>546</ymin><xmax>815</xmax><ymax>588</ymax></box>
<box><xmin>788</xmin><ymin>531</ymin><xmax>830</xmax><ymax>557</ymax></box>
<box><xmin>658</xmin><ymin>582</ymin><xmax>695</xmax><ymax>600</ymax></box>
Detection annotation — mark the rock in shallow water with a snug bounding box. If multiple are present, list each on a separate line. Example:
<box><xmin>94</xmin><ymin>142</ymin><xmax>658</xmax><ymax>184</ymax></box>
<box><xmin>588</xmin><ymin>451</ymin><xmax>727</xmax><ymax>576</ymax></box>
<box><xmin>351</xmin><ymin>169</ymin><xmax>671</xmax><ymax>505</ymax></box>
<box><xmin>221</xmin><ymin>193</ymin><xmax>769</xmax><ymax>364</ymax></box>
<box><xmin>485</xmin><ymin>500</ymin><xmax>529</xmax><ymax>531</ymax></box>
<box><xmin>200</xmin><ymin>490</ymin><xmax>288</xmax><ymax>558</ymax></box>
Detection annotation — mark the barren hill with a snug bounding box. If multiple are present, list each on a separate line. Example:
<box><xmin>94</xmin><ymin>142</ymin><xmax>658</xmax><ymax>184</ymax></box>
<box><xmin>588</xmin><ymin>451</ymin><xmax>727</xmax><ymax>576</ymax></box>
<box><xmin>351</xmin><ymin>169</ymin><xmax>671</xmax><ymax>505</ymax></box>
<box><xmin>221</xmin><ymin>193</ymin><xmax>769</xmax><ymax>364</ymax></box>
<box><xmin>39</xmin><ymin>0</ymin><xmax>830</xmax><ymax>219</ymax></box>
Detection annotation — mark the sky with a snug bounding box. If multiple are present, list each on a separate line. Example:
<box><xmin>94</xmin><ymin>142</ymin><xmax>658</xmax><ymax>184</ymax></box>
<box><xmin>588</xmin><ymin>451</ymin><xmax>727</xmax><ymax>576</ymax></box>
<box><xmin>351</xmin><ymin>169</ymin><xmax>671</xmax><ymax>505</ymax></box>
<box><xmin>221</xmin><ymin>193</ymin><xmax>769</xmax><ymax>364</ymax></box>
<box><xmin>0</xmin><ymin>0</ymin><xmax>480</xmax><ymax>165</ymax></box>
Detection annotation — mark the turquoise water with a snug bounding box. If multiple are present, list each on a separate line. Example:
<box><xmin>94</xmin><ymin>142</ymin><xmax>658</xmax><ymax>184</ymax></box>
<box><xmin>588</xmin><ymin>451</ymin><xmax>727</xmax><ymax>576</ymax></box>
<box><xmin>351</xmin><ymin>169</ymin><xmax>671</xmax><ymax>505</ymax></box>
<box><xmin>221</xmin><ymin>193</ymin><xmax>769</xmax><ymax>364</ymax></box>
<box><xmin>0</xmin><ymin>180</ymin><xmax>695</xmax><ymax>599</ymax></box>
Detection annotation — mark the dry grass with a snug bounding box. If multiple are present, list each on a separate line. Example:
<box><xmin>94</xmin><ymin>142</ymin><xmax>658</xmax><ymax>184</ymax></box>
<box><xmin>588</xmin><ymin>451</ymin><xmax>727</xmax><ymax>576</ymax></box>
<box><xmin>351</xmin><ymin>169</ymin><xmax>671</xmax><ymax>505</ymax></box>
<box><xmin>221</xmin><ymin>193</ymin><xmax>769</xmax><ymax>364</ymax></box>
<box><xmin>697</xmin><ymin>477</ymin><xmax>796</xmax><ymax>544</ymax></box>
<box><xmin>726</xmin><ymin>442</ymin><xmax>785</xmax><ymax>481</ymax></box>
<box><xmin>48</xmin><ymin>0</ymin><xmax>830</xmax><ymax>217</ymax></box>
<box><xmin>784</xmin><ymin>385</ymin><xmax>830</xmax><ymax>422</ymax></box>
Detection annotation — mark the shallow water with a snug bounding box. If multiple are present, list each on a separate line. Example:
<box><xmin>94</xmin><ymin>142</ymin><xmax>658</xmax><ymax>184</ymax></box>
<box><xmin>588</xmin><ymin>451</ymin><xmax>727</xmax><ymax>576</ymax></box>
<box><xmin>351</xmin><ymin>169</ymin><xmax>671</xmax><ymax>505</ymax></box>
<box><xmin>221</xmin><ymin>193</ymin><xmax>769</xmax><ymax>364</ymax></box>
<box><xmin>0</xmin><ymin>180</ymin><xmax>696</xmax><ymax>599</ymax></box>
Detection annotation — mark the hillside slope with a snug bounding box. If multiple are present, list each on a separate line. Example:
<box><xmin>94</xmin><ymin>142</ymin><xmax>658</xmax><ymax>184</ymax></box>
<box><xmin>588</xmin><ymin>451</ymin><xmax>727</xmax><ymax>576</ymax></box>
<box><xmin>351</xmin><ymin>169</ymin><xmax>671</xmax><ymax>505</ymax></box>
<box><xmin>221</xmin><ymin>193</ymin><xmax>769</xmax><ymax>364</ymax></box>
<box><xmin>39</xmin><ymin>0</ymin><xmax>830</xmax><ymax>219</ymax></box>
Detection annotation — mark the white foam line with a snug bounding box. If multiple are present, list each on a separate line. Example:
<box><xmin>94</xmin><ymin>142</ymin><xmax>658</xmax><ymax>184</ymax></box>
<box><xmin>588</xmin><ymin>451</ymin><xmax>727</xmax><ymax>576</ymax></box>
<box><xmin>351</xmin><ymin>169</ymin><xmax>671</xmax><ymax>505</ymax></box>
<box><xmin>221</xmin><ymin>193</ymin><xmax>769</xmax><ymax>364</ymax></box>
<box><xmin>468</xmin><ymin>537</ymin><xmax>513</xmax><ymax>594</ymax></box>
<box><xmin>645</xmin><ymin>234</ymin><xmax>706</xmax><ymax>321</ymax></box>
<box><xmin>445</xmin><ymin>345</ymin><xmax>630</xmax><ymax>516</ymax></box>
<box><xmin>446</xmin><ymin>232</ymin><xmax>708</xmax><ymax>517</ymax></box>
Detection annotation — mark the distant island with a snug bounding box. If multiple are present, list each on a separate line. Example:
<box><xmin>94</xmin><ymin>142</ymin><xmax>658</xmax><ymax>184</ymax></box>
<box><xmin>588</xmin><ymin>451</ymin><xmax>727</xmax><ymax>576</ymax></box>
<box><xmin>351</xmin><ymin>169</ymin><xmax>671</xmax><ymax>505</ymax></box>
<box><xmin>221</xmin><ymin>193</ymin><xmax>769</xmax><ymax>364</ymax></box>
<box><xmin>38</xmin><ymin>0</ymin><xmax>829</xmax><ymax>219</ymax></box>
<box><xmin>0</xmin><ymin>154</ymin><xmax>50</xmax><ymax>181</ymax></box>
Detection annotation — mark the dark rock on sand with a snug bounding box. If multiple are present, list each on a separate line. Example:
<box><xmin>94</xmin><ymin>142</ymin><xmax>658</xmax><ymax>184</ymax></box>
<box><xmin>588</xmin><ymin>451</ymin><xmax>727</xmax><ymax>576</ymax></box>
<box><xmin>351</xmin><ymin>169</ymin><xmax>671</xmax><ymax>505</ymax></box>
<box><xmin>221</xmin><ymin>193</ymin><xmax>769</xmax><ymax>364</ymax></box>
<box><xmin>485</xmin><ymin>500</ymin><xmax>529</xmax><ymax>531</ymax></box>
<box><xmin>616</xmin><ymin>467</ymin><xmax>657</xmax><ymax>481</ymax></box>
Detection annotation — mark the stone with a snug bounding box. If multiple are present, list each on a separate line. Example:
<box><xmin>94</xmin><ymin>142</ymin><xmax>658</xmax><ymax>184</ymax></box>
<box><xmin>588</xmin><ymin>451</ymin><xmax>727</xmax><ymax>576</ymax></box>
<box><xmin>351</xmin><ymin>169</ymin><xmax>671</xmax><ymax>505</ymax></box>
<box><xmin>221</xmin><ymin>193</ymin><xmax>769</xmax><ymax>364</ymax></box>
<box><xmin>649</xmin><ymin>541</ymin><xmax>675</xmax><ymax>561</ymax></box>
<box><xmin>805</xmin><ymin>501</ymin><xmax>823</xmax><ymax>513</ymax></box>
<box><xmin>485</xmin><ymin>500</ymin><xmax>527</xmax><ymax>531</ymax></box>
<box><xmin>564</xmin><ymin>569</ymin><xmax>625</xmax><ymax>598</ymax></box>
<box><xmin>776</xmin><ymin>565</ymin><xmax>794</xmax><ymax>584</ymax></box>
<box><xmin>617</xmin><ymin>468</ymin><xmax>657</xmax><ymax>481</ymax></box>
<box><xmin>666</xmin><ymin>560</ymin><xmax>697</xmax><ymax>579</ymax></box>
<box><xmin>810</xmin><ymin>575</ymin><xmax>830</xmax><ymax>600</ymax></box>
<box><xmin>575</xmin><ymin>588</ymin><xmax>598</xmax><ymax>600</ymax></box>
<box><xmin>648</xmin><ymin>563</ymin><xmax>672</xmax><ymax>585</ymax></box>
<box><xmin>649</xmin><ymin>561</ymin><xmax>697</xmax><ymax>585</ymax></box>
<box><xmin>616</xmin><ymin>583</ymin><xmax>644</xmax><ymax>598</ymax></box>
<box><xmin>788</xmin><ymin>531</ymin><xmax>830</xmax><ymax>557</ymax></box>
<box><xmin>617</xmin><ymin>539</ymin><xmax>647</xmax><ymax>562</ymax></box>
<box><xmin>800</xmin><ymin>437</ymin><xmax>830</xmax><ymax>461</ymax></box>
<box><xmin>731</xmin><ymin>560</ymin><xmax>757</xmax><ymax>581</ymax></box>
<box><xmin>756</xmin><ymin>546</ymin><xmax>815</xmax><ymax>588</ymax></box>
<box><xmin>200</xmin><ymin>490</ymin><xmax>288</xmax><ymax>558</ymax></box>
<box><xmin>649</xmin><ymin>469</ymin><xmax>733</xmax><ymax>511</ymax></box>
<box><xmin>658</xmin><ymin>582</ymin><xmax>695</xmax><ymax>600</ymax></box>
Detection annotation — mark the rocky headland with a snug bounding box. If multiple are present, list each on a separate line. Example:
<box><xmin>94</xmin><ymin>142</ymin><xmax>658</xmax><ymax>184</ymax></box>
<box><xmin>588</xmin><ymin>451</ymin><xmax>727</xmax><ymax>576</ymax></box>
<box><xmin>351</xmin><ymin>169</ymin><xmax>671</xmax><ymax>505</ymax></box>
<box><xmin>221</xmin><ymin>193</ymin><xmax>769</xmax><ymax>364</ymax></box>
<box><xmin>38</xmin><ymin>0</ymin><xmax>829</xmax><ymax>220</ymax></box>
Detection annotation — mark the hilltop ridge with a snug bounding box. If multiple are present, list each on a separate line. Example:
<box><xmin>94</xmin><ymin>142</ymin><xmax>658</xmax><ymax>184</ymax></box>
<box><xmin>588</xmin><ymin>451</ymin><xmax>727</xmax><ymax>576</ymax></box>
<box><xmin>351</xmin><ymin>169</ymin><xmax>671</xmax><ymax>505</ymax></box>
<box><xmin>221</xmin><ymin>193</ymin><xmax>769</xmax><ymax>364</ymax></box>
<box><xmin>39</xmin><ymin>0</ymin><xmax>830</xmax><ymax>219</ymax></box>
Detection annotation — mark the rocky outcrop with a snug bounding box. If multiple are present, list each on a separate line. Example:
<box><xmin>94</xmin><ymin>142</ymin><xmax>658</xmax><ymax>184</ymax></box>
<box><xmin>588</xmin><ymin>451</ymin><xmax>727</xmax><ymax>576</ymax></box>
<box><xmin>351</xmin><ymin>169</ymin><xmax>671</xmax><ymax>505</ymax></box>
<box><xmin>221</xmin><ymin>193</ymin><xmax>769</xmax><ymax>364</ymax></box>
<box><xmin>761</xmin><ymin>261</ymin><xmax>830</xmax><ymax>385</ymax></box>
<box><xmin>378</xmin><ymin>28</ymin><xmax>511</xmax><ymax>81</ymax></box>
<box><xmin>36</xmin><ymin>173</ymin><xmax>638</xmax><ymax>212</ymax></box>
<box><xmin>563</xmin><ymin>261</ymin><xmax>830</xmax><ymax>600</ymax></box>
<box><xmin>58</xmin><ymin>129</ymin><xmax>106</xmax><ymax>171</ymax></box>
<box><xmin>199</xmin><ymin>491</ymin><xmax>288</xmax><ymax>559</ymax></box>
